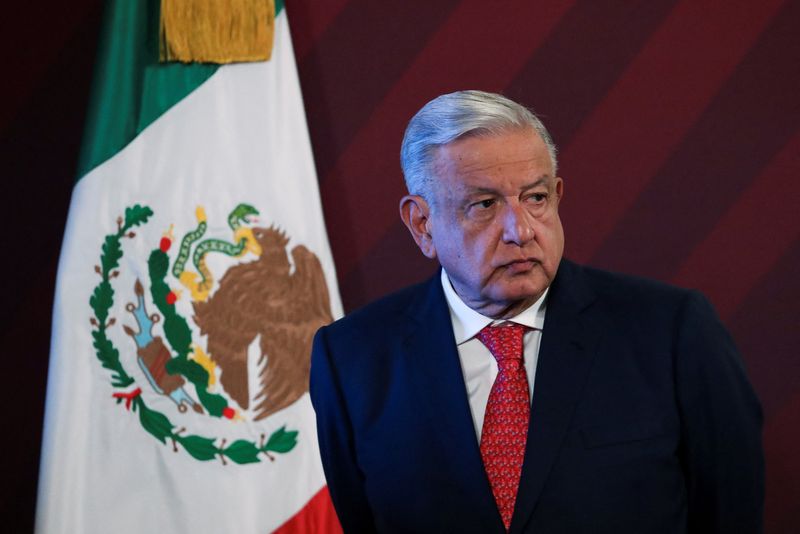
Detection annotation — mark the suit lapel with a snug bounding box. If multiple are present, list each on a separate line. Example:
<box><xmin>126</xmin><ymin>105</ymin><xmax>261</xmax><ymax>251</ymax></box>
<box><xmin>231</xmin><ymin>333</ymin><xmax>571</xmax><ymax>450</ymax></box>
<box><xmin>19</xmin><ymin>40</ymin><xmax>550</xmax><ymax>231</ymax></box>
<box><xmin>510</xmin><ymin>260</ymin><xmax>603</xmax><ymax>533</ymax></box>
<box><xmin>403</xmin><ymin>275</ymin><xmax>506</xmax><ymax>533</ymax></box>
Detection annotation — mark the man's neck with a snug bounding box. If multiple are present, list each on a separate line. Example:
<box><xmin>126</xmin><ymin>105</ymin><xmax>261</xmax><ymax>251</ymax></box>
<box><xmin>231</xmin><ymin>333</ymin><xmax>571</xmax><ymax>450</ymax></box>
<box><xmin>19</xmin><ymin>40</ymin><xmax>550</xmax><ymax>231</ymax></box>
<box><xmin>440</xmin><ymin>269</ymin><xmax>548</xmax><ymax>343</ymax></box>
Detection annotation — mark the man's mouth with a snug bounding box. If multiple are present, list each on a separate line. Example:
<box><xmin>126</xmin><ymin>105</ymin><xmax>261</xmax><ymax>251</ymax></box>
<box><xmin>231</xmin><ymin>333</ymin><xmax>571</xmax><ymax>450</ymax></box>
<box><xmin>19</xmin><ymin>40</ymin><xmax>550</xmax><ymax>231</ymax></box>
<box><xmin>504</xmin><ymin>259</ymin><xmax>538</xmax><ymax>274</ymax></box>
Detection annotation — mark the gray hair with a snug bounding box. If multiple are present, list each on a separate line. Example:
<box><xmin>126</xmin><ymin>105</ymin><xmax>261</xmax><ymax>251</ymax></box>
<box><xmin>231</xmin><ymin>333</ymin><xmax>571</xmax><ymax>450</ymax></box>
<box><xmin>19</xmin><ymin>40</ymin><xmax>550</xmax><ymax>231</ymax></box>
<box><xmin>400</xmin><ymin>90</ymin><xmax>558</xmax><ymax>201</ymax></box>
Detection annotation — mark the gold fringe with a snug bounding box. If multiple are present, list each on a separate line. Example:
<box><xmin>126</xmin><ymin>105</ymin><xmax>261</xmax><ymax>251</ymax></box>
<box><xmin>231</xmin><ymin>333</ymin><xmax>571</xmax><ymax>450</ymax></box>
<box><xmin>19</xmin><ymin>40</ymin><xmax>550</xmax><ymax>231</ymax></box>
<box><xmin>160</xmin><ymin>0</ymin><xmax>275</xmax><ymax>64</ymax></box>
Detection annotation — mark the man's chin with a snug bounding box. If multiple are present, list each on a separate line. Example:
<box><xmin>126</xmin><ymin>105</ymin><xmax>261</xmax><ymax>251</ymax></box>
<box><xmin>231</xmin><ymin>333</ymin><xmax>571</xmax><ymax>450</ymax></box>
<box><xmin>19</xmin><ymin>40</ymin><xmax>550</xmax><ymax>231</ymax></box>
<box><xmin>490</xmin><ymin>283</ymin><xmax>548</xmax><ymax>308</ymax></box>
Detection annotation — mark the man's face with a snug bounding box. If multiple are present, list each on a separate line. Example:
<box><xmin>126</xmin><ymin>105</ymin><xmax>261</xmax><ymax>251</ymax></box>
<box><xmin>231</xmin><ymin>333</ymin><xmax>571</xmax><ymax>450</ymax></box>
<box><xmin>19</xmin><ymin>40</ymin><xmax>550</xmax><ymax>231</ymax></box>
<box><xmin>425</xmin><ymin>128</ymin><xmax>564</xmax><ymax>318</ymax></box>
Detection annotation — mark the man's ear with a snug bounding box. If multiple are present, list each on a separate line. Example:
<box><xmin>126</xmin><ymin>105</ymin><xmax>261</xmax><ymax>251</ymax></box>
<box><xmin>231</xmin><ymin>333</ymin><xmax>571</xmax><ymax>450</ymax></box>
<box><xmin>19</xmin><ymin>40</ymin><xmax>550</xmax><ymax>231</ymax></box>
<box><xmin>554</xmin><ymin>176</ymin><xmax>564</xmax><ymax>205</ymax></box>
<box><xmin>399</xmin><ymin>195</ymin><xmax>437</xmax><ymax>259</ymax></box>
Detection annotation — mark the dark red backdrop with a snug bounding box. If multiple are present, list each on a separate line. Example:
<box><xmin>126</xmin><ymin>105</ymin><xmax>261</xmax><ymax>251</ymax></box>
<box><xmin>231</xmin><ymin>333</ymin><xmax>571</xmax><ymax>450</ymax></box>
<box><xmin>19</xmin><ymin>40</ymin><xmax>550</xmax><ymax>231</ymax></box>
<box><xmin>2</xmin><ymin>1</ymin><xmax>798</xmax><ymax>532</ymax></box>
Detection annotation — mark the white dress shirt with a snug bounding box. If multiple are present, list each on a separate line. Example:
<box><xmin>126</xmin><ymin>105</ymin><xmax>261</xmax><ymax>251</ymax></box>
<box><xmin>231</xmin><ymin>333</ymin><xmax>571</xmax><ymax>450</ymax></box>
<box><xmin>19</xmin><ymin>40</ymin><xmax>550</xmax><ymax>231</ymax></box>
<box><xmin>440</xmin><ymin>269</ymin><xmax>547</xmax><ymax>442</ymax></box>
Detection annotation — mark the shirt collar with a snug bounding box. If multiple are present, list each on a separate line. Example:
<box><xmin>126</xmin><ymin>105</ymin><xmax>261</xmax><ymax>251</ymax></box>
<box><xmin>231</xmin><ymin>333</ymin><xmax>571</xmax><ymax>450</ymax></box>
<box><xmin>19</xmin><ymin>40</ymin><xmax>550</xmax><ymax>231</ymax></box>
<box><xmin>440</xmin><ymin>268</ymin><xmax>548</xmax><ymax>345</ymax></box>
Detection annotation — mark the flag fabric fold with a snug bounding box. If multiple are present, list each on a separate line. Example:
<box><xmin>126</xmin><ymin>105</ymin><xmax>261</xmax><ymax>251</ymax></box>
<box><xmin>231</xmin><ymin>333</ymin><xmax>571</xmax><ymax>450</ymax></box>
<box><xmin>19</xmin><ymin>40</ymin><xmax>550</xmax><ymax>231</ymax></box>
<box><xmin>36</xmin><ymin>0</ymin><xmax>343</xmax><ymax>532</ymax></box>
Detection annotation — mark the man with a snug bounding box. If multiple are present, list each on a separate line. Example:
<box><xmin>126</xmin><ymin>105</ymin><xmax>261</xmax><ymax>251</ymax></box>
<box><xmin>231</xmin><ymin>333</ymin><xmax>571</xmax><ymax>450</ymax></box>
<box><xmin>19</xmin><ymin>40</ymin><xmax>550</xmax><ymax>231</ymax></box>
<box><xmin>310</xmin><ymin>90</ymin><xmax>763</xmax><ymax>533</ymax></box>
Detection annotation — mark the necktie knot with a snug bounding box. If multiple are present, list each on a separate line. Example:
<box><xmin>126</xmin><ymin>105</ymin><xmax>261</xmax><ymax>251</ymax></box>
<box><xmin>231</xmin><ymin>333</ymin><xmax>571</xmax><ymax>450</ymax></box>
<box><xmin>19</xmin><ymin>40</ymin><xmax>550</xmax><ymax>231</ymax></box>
<box><xmin>476</xmin><ymin>323</ymin><xmax>528</xmax><ymax>363</ymax></box>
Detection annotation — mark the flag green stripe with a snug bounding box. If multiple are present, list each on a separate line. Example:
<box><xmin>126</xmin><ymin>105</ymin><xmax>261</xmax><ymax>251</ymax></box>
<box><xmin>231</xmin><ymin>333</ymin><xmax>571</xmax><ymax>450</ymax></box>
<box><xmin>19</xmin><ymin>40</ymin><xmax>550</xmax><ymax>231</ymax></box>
<box><xmin>77</xmin><ymin>0</ymin><xmax>285</xmax><ymax>181</ymax></box>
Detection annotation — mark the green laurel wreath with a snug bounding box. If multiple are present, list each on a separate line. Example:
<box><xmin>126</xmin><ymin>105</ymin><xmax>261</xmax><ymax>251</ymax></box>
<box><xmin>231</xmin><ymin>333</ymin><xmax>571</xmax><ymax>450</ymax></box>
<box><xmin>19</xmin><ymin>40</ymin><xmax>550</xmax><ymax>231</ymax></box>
<box><xmin>89</xmin><ymin>204</ymin><xmax>297</xmax><ymax>464</ymax></box>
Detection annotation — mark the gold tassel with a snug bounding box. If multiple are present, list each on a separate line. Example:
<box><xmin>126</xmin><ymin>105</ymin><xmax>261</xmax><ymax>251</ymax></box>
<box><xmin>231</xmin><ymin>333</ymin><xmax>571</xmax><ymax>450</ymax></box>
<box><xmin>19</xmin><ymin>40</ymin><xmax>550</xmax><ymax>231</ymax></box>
<box><xmin>160</xmin><ymin>0</ymin><xmax>275</xmax><ymax>64</ymax></box>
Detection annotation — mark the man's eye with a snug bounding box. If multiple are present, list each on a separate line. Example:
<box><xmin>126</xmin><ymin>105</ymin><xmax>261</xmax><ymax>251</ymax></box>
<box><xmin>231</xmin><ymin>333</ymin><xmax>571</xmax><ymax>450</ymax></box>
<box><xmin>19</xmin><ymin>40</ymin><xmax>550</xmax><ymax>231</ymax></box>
<box><xmin>473</xmin><ymin>199</ymin><xmax>495</xmax><ymax>209</ymax></box>
<box><xmin>527</xmin><ymin>193</ymin><xmax>547</xmax><ymax>203</ymax></box>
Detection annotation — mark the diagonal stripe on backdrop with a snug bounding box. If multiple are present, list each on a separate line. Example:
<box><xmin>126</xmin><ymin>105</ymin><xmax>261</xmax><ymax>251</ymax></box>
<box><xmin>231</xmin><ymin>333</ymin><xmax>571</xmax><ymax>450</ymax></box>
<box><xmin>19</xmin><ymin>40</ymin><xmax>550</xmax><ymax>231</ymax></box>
<box><xmin>672</xmin><ymin>130</ymin><xmax>800</xmax><ymax>320</ymax></box>
<box><xmin>763</xmin><ymin>391</ymin><xmax>800</xmax><ymax>533</ymax></box>
<box><xmin>590</xmin><ymin>0</ymin><xmax>799</xmax><ymax>279</ymax></box>
<box><xmin>506</xmin><ymin>0</ymin><xmax>676</xmax><ymax>148</ymax></box>
<box><xmin>287</xmin><ymin>0</ymin><xmax>351</xmax><ymax>63</ymax></box>
<box><xmin>333</xmin><ymin>0</ymin><xmax>682</xmax><ymax>307</ymax></box>
<box><xmin>728</xmin><ymin>240</ymin><xmax>800</xmax><ymax>416</ymax></box>
<box><xmin>322</xmin><ymin>0</ymin><xmax>575</xmax><ymax>285</ymax></box>
<box><xmin>298</xmin><ymin>0</ymin><xmax>461</xmax><ymax>189</ymax></box>
<box><xmin>558</xmin><ymin>0</ymin><xmax>785</xmax><ymax>264</ymax></box>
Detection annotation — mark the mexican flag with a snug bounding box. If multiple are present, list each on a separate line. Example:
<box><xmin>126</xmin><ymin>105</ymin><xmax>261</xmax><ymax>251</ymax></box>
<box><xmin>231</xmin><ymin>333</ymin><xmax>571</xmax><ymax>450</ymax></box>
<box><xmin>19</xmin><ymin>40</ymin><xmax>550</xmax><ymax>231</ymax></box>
<box><xmin>35</xmin><ymin>1</ymin><xmax>342</xmax><ymax>532</ymax></box>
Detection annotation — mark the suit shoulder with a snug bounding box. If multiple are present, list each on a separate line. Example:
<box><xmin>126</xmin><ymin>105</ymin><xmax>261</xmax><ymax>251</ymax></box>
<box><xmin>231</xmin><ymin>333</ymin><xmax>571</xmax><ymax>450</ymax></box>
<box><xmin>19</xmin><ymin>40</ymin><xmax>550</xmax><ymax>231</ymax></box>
<box><xmin>319</xmin><ymin>278</ymin><xmax>431</xmax><ymax>340</ymax></box>
<box><xmin>559</xmin><ymin>260</ymin><xmax>707</xmax><ymax>326</ymax></box>
<box><xmin>577</xmin><ymin>262</ymin><xmax>694</xmax><ymax>306</ymax></box>
<box><xmin>561</xmin><ymin>261</ymin><xmax>727</xmax><ymax>356</ymax></box>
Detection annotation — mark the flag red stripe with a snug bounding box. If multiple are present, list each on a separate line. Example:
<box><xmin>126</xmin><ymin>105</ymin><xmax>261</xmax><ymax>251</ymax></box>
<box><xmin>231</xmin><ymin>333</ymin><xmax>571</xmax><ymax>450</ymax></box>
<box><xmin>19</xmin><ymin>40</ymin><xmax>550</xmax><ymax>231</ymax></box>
<box><xmin>558</xmin><ymin>0</ymin><xmax>785</xmax><ymax>263</ymax></box>
<box><xmin>271</xmin><ymin>486</ymin><xmax>342</xmax><ymax>534</ymax></box>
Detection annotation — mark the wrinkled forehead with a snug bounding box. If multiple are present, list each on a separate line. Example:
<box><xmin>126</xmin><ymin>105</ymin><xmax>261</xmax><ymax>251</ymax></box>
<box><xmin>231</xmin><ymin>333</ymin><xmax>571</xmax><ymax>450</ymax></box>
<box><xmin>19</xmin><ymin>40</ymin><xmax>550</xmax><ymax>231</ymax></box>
<box><xmin>424</xmin><ymin>128</ymin><xmax>556</xmax><ymax>211</ymax></box>
<box><xmin>430</xmin><ymin>128</ymin><xmax>553</xmax><ymax>179</ymax></box>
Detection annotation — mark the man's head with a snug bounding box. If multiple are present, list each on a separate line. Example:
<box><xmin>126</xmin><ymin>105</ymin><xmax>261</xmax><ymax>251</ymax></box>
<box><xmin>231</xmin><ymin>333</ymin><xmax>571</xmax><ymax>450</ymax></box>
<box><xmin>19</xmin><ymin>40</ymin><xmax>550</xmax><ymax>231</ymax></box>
<box><xmin>399</xmin><ymin>90</ymin><xmax>564</xmax><ymax>319</ymax></box>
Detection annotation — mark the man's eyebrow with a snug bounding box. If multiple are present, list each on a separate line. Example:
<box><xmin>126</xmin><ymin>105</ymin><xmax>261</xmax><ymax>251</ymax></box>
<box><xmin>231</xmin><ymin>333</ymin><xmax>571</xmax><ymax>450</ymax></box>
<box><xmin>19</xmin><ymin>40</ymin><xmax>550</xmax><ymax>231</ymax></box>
<box><xmin>522</xmin><ymin>177</ymin><xmax>550</xmax><ymax>190</ymax></box>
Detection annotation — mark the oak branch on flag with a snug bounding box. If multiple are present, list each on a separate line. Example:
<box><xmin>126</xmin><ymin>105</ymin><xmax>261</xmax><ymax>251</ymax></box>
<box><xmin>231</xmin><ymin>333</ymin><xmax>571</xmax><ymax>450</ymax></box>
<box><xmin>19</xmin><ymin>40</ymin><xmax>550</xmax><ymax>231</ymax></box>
<box><xmin>36</xmin><ymin>0</ymin><xmax>344</xmax><ymax>532</ymax></box>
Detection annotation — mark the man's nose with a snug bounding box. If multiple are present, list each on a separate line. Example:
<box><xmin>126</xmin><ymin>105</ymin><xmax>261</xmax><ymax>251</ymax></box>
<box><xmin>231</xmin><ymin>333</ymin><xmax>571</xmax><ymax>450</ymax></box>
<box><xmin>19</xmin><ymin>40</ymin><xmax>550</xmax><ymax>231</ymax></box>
<box><xmin>501</xmin><ymin>202</ymin><xmax>535</xmax><ymax>245</ymax></box>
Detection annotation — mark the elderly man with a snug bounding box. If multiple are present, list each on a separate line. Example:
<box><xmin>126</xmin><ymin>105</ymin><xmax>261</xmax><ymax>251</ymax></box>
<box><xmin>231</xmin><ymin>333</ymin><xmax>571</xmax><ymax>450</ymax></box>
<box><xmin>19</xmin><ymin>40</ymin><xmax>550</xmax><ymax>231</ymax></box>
<box><xmin>310</xmin><ymin>90</ymin><xmax>763</xmax><ymax>533</ymax></box>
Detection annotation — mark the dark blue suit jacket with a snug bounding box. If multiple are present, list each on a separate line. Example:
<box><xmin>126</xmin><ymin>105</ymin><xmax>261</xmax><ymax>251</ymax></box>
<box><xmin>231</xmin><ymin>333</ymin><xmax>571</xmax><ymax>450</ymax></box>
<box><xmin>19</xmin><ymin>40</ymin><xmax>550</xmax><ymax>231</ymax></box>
<box><xmin>310</xmin><ymin>260</ymin><xmax>763</xmax><ymax>533</ymax></box>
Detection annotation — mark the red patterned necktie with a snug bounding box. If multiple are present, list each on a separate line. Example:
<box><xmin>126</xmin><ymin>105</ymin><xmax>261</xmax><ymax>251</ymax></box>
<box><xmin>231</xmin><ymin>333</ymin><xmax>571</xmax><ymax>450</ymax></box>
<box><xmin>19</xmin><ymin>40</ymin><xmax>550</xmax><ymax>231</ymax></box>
<box><xmin>476</xmin><ymin>323</ymin><xmax>530</xmax><ymax>531</ymax></box>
